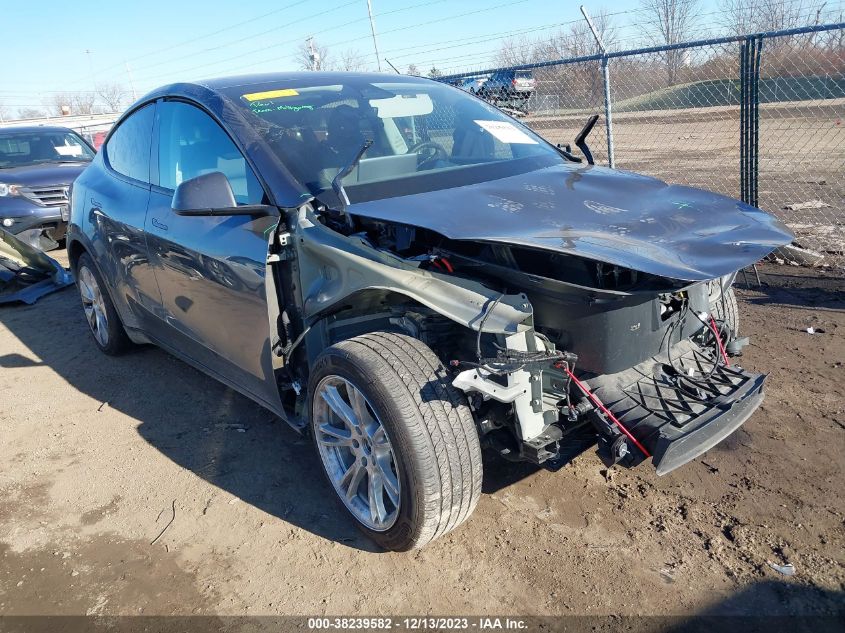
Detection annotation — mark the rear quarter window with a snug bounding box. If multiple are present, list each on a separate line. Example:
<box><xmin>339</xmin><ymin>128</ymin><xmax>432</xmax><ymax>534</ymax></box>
<box><xmin>105</xmin><ymin>104</ymin><xmax>155</xmax><ymax>183</ymax></box>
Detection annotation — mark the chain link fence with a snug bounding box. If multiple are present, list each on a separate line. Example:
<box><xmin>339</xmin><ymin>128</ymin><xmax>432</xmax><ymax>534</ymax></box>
<box><xmin>441</xmin><ymin>22</ymin><xmax>845</xmax><ymax>263</ymax></box>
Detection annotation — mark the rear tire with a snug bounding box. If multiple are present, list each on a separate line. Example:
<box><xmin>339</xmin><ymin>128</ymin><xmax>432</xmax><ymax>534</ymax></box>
<box><xmin>76</xmin><ymin>253</ymin><xmax>132</xmax><ymax>356</ymax></box>
<box><xmin>308</xmin><ymin>331</ymin><xmax>482</xmax><ymax>550</ymax></box>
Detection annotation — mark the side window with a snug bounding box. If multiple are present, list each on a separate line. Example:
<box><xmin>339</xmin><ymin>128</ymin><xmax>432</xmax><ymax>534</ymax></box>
<box><xmin>105</xmin><ymin>104</ymin><xmax>155</xmax><ymax>182</ymax></box>
<box><xmin>157</xmin><ymin>101</ymin><xmax>263</xmax><ymax>205</ymax></box>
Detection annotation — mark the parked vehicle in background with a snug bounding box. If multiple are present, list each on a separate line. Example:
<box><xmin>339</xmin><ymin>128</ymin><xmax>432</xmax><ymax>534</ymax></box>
<box><xmin>0</xmin><ymin>126</ymin><xmax>95</xmax><ymax>250</ymax></box>
<box><xmin>457</xmin><ymin>75</ymin><xmax>488</xmax><ymax>95</ymax></box>
<box><xmin>479</xmin><ymin>69</ymin><xmax>536</xmax><ymax>106</ymax></box>
<box><xmin>67</xmin><ymin>72</ymin><xmax>791</xmax><ymax>551</ymax></box>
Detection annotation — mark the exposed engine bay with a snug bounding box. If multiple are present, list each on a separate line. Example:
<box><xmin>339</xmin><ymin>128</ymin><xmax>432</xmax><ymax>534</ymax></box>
<box><xmin>271</xmin><ymin>203</ymin><xmax>764</xmax><ymax>476</ymax></box>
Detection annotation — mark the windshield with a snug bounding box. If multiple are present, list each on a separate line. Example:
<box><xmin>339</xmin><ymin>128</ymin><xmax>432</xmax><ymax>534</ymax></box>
<box><xmin>226</xmin><ymin>78</ymin><xmax>563</xmax><ymax>202</ymax></box>
<box><xmin>0</xmin><ymin>130</ymin><xmax>95</xmax><ymax>169</ymax></box>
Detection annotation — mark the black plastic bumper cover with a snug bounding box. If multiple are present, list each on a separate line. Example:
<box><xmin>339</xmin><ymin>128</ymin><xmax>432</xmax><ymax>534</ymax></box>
<box><xmin>650</xmin><ymin>372</ymin><xmax>765</xmax><ymax>475</ymax></box>
<box><xmin>587</xmin><ymin>342</ymin><xmax>767</xmax><ymax>476</ymax></box>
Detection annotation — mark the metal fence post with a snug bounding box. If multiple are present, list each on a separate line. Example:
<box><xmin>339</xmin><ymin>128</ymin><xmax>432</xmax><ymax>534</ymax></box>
<box><xmin>601</xmin><ymin>56</ymin><xmax>615</xmax><ymax>169</ymax></box>
<box><xmin>740</xmin><ymin>35</ymin><xmax>763</xmax><ymax>207</ymax></box>
<box><xmin>581</xmin><ymin>5</ymin><xmax>615</xmax><ymax>168</ymax></box>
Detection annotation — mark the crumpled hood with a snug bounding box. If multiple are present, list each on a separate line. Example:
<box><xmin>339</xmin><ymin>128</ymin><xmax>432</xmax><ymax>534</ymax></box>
<box><xmin>0</xmin><ymin>162</ymin><xmax>90</xmax><ymax>187</ymax></box>
<box><xmin>349</xmin><ymin>163</ymin><xmax>794</xmax><ymax>281</ymax></box>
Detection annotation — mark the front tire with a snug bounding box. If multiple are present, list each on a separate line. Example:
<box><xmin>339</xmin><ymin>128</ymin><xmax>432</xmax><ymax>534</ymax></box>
<box><xmin>709</xmin><ymin>284</ymin><xmax>740</xmax><ymax>338</ymax></box>
<box><xmin>308</xmin><ymin>332</ymin><xmax>482</xmax><ymax>550</ymax></box>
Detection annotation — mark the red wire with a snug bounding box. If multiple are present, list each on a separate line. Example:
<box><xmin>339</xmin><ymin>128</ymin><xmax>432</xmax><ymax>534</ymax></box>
<box><xmin>563</xmin><ymin>367</ymin><xmax>652</xmax><ymax>458</ymax></box>
<box><xmin>440</xmin><ymin>258</ymin><xmax>454</xmax><ymax>273</ymax></box>
<box><xmin>709</xmin><ymin>316</ymin><xmax>731</xmax><ymax>366</ymax></box>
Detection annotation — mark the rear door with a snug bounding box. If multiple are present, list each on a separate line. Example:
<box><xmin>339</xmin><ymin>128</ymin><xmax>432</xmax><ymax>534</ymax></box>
<box><xmin>91</xmin><ymin>103</ymin><xmax>162</xmax><ymax>329</ymax></box>
<box><xmin>144</xmin><ymin>99</ymin><xmax>283</xmax><ymax>412</ymax></box>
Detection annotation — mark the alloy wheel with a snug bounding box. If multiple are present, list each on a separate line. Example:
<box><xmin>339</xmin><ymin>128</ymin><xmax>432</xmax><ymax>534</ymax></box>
<box><xmin>313</xmin><ymin>375</ymin><xmax>401</xmax><ymax>531</ymax></box>
<box><xmin>78</xmin><ymin>265</ymin><xmax>110</xmax><ymax>348</ymax></box>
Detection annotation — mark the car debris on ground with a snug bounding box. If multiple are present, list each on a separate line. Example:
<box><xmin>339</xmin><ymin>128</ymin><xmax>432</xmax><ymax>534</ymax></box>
<box><xmin>0</xmin><ymin>227</ymin><xmax>72</xmax><ymax>305</ymax></box>
<box><xmin>783</xmin><ymin>199</ymin><xmax>831</xmax><ymax>211</ymax></box>
<box><xmin>767</xmin><ymin>561</ymin><xmax>797</xmax><ymax>576</ymax></box>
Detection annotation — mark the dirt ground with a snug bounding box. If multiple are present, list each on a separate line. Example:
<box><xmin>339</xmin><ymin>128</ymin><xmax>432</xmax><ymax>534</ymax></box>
<box><xmin>0</xmin><ymin>255</ymin><xmax>844</xmax><ymax>621</ymax></box>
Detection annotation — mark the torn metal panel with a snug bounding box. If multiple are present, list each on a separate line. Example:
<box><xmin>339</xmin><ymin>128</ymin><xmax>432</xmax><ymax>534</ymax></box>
<box><xmin>0</xmin><ymin>228</ymin><xmax>73</xmax><ymax>305</ymax></box>
<box><xmin>347</xmin><ymin>163</ymin><xmax>794</xmax><ymax>282</ymax></box>
<box><xmin>294</xmin><ymin>206</ymin><xmax>533</xmax><ymax>334</ymax></box>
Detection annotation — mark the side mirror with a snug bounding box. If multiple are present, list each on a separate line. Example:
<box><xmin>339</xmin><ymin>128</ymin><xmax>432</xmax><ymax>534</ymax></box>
<box><xmin>171</xmin><ymin>171</ymin><xmax>272</xmax><ymax>217</ymax></box>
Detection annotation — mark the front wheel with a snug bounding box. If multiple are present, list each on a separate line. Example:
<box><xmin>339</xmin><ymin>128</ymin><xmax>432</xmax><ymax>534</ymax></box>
<box><xmin>308</xmin><ymin>332</ymin><xmax>482</xmax><ymax>550</ymax></box>
<box><xmin>709</xmin><ymin>283</ymin><xmax>740</xmax><ymax>338</ymax></box>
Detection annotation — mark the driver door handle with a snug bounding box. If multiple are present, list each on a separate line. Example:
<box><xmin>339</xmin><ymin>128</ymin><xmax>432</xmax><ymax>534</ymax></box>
<box><xmin>151</xmin><ymin>217</ymin><xmax>168</xmax><ymax>231</ymax></box>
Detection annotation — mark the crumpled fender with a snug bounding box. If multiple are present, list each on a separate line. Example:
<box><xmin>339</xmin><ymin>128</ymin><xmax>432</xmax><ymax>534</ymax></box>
<box><xmin>293</xmin><ymin>206</ymin><xmax>532</xmax><ymax>334</ymax></box>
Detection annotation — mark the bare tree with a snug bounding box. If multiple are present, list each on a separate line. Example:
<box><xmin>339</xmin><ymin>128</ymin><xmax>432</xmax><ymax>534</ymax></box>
<box><xmin>0</xmin><ymin>101</ymin><xmax>8</xmax><ymax>122</ymax></box>
<box><xmin>338</xmin><ymin>49</ymin><xmax>369</xmax><ymax>72</ymax></box>
<box><xmin>638</xmin><ymin>0</ymin><xmax>700</xmax><ymax>85</ymax></box>
<box><xmin>717</xmin><ymin>0</ymin><xmax>766</xmax><ymax>35</ymax></box>
<box><xmin>296</xmin><ymin>37</ymin><xmax>330</xmax><ymax>71</ymax></box>
<box><xmin>822</xmin><ymin>8</ymin><xmax>844</xmax><ymax>48</ymax></box>
<box><xmin>97</xmin><ymin>83</ymin><xmax>127</xmax><ymax>112</ymax></box>
<box><xmin>536</xmin><ymin>9</ymin><xmax>618</xmax><ymax>59</ymax></box>
<box><xmin>17</xmin><ymin>107</ymin><xmax>45</xmax><ymax>120</ymax></box>
<box><xmin>428</xmin><ymin>67</ymin><xmax>443</xmax><ymax>79</ymax></box>
<box><xmin>759</xmin><ymin>0</ymin><xmax>814</xmax><ymax>31</ymax></box>
<box><xmin>407</xmin><ymin>64</ymin><xmax>420</xmax><ymax>76</ymax></box>
<box><xmin>46</xmin><ymin>93</ymin><xmax>73</xmax><ymax>116</ymax></box>
<box><xmin>495</xmin><ymin>35</ymin><xmax>537</xmax><ymax>66</ymax></box>
<box><xmin>524</xmin><ymin>10</ymin><xmax>618</xmax><ymax>109</ymax></box>
<box><xmin>44</xmin><ymin>91</ymin><xmax>97</xmax><ymax>116</ymax></box>
<box><xmin>718</xmin><ymin>0</ymin><xmax>816</xmax><ymax>34</ymax></box>
<box><xmin>71</xmin><ymin>92</ymin><xmax>96</xmax><ymax>115</ymax></box>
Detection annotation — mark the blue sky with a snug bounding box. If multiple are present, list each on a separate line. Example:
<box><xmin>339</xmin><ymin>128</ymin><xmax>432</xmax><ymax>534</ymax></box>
<box><xmin>0</xmin><ymin>0</ymin><xmax>829</xmax><ymax>114</ymax></box>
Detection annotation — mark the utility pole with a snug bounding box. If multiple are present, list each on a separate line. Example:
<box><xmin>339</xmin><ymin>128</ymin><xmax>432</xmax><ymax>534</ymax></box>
<box><xmin>125</xmin><ymin>62</ymin><xmax>138</xmax><ymax>101</ymax></box>
<box><xmin>366</xmin><ymin>0</ymin><xmax>383</xmax><ymax>72</ymax></box>
<box><xmin>84</xmin><ymin>49</ymin><xmax>95</xmax><ymax>92</ymax></box>
<box><xmin>307</xmin><ymin>36</ymin><xmax>321</xmax><ymax>71</ymax></box>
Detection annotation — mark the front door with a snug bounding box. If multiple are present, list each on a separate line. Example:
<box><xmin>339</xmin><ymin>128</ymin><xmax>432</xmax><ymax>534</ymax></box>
<box><xmin>145</xmin><ymin>99</ymin><xmax>282</xmax><ymax>412</ymax></box>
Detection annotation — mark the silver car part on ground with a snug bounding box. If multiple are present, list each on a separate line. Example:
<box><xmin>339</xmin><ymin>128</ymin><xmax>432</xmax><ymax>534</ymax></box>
<box><xmin>0</xmin><ymin>227</ymin><xmax>73</xmax><ymax>305</ymax></box>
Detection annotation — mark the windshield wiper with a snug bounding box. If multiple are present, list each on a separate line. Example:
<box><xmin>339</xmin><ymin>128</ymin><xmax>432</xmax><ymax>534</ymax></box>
<box><xmin>331</xmin><ymin>139</ymin><xmax>373</xmax><ymax>216</ymax></box>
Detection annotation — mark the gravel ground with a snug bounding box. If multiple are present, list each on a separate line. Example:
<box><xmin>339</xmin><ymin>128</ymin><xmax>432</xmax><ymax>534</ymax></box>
<box><xmin>0</xmin><ymin>257</ymin><xmax>843</xmax><ymax>620</ymax></box>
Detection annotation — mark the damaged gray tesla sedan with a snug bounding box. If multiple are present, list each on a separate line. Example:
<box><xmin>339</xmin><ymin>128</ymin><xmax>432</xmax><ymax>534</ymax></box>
<box><xmin>67</xmin><ymin>72</ymin><xmax>792</xmax><ymax>550</ymax></box>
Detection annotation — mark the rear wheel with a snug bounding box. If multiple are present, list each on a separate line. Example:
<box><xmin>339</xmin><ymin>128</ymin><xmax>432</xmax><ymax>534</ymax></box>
<box><xmin>76</xmin><ymin>253</ymin><xmax>132</xmax><ymax>355</ymax></box>
<box><xmin>308</xmin><ymin>332</ymin><xmax>482</xmax><ymax>550</ymax></box>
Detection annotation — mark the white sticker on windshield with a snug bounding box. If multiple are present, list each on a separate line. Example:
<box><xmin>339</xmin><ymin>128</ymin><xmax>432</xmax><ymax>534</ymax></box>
<box><xmin>474</xmin><ymin>120</ymin><xmax>538</xmax><ymax>144</ymax></box>
<box><xmin>55</xmin><ymin>144</ymin><xmax>83</xmax><ymax>156</ymax></box>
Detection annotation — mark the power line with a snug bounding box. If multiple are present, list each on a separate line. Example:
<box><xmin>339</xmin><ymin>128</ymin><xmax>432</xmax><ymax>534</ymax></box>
<box><xmin>133</xmin><ymin>0</ymin><xmax>530</xmax><ymax>85</ymax></box>
<box><xmin>128</xmin><ymin>0</ymin><xmax>361</xmax><ymax>77</ymax></box>
<box><xmin>129</xmin><ymin>0</ymin><xmax>450</xmax><ymax>85</ymax></box>
<box><xmin>59</xmin><ymin>0</ymin><xmax>315</xmax><ymax>89</ymax></box>
<box><xmin>195</xmin><ymin>0</ymin><xmax>531</xmax><ymax>81</ymax></box>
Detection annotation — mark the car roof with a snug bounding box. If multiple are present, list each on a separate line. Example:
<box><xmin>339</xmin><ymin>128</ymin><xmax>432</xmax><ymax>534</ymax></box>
<box><xmin>0</xmin><ymin>125</ymin><xmax>81</xmax><ymax>135</ymax></box>
<box><xmin>132</xmin><ymin>71</ymin><xmax>440</xmax><ymax>114</ymax></box>
<box><xmin>195</xmin><ymin>71</ymin><xmax>436</xmax><ymax>91</ymax></box>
